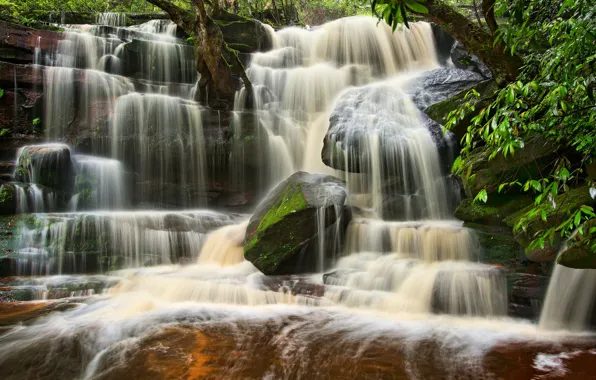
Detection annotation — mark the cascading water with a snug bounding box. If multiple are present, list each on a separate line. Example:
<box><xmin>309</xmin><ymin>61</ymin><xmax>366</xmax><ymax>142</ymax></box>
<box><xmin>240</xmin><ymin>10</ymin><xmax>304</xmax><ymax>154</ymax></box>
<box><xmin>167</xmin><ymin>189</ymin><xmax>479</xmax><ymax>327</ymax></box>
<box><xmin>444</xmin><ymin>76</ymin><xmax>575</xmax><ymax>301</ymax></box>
<box><xmin>1</xmin><ymin>14</ymin><xmax>595</xmax><ymax>380</ymax></box>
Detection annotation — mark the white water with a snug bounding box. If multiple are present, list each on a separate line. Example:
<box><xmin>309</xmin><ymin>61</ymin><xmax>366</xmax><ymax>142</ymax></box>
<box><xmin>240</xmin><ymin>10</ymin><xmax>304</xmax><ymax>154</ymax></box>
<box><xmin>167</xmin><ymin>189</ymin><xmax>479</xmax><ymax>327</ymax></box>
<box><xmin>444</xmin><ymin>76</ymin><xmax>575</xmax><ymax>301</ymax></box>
<box><xmin>539</xmin><ymin>262</ymin><xmax>596</xmax><ymax>331</ymax></box>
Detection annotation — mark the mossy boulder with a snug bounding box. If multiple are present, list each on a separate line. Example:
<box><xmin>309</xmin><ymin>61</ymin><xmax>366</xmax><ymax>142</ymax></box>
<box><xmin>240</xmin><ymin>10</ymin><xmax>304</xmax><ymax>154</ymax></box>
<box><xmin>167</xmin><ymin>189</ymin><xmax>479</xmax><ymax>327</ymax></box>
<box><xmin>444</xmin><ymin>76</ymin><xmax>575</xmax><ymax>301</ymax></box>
<box><xmin>455</xmin><ymin>194</ymin><xmax>533</xmax><ymax>226</ymax></box>
<box><xmin>504</xmin><ymin>185</ymin><xmax>595</xmax><ymax>263</ymax></box>
<box><xmin>557</xmin><ymin>219</ymin><xmax>596</xmax><ymax>269</ymax></box>
<box><xmin>424</xmin><ymin>79</ymin><xmax>498</xmax><ymax>141</ymax></box>
<box><xmin>244</xmin><ymin>171</ymin><xmax>350</xmax><ymax>275</ymax></box>
<box><xmin>464</xmin><ymin>222</ymin><xmax>523</xmax><ymax>266</ymax></box>
<box><xmin>13</xmin><ymin>144</ymin><xmax>75</xmax><ymax>194</ymax></box>
<box><xmin>459</xmin><ymin>135</ymin><xmax>558</xmax><ymax>197</ymax></box>
<box><xmin>557</xmin><ymin>246</ymin><xmax>596</xmax><ymax>269</ymax></box>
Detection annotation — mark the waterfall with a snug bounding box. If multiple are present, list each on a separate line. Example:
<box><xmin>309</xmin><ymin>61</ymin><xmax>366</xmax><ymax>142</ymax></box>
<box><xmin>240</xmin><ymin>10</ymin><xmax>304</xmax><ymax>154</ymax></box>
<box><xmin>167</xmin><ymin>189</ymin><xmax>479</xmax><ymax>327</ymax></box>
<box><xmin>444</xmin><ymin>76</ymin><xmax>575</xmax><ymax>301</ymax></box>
<box><xmin>96</xmin><ymin>12</ymin><xmax>127</xmax><ymax>27</ymax></box>
<box><xmin>539</xmin><ymin>259</ymin><xmax>596</xmax><ymax>331</ymax></box>
<box><xmin>14</xmin><ymin>210</ymin><xmax>237</xmax><ymax>275</ymax></box>
<box><xmin>72</xmin><ymin>155</ymin><xmax>127</xmax><ymax>209</ymax></box>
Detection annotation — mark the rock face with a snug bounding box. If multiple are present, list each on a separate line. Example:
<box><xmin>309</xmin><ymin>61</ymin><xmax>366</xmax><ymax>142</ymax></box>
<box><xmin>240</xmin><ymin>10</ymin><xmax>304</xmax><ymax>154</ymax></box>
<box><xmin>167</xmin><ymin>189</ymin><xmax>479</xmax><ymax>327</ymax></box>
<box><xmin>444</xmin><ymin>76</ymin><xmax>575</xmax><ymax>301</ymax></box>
<box><xmin>14</xmin><ymin>144</ymin><xmax>75</xmax><ymax>193</ymax></box>
<box><xmin>244</xmin><ymin>172</ymin><xmax>350</xmax><ymax>275</ymax></box>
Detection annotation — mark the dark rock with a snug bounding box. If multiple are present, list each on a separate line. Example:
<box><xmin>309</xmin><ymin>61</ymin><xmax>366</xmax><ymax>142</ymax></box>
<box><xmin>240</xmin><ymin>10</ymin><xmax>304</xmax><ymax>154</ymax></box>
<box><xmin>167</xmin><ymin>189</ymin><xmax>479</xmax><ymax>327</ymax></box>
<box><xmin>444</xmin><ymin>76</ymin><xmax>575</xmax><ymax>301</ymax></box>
<box><xmin>455</xmin><ymin>195</ymin><xmax>534</xmax><ymax>226</ymax></box>
<box><xmin>504</xmin><ymin>185</ymin><xmax>595</xmax><ymax>263</ymax></box>
<box><xmin>424</xmin><ymin>79</ymin><xmax>498</xmax><ymax>141</ymax></box>
<box><xmin>13</xmin><ymin>144</ymin><xmax>75</xmax><ymax>193</ymax></box>
<box><xmin>450</xmin><ymin>41</ymin><xmax>492</xmax><ymax>79</ymax></box>
<box><xmin>408</xmin><ymin>68</ymin><xmax>486</xmax><ymax>111</ymax></box>
<box><xmin>244</xmin><ymin>171</ymin><xmax>350</xmax><ymax>275</ymax></box>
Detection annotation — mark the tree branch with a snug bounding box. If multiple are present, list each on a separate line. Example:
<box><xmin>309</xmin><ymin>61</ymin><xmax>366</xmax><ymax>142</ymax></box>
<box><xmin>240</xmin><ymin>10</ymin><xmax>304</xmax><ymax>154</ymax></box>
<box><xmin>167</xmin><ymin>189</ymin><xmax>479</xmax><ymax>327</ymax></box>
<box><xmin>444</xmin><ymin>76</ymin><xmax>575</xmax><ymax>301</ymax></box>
<box><xmin>143</xmin><ymin>0</ymin><xmax>194</xmax><ymax>31</ymax></box>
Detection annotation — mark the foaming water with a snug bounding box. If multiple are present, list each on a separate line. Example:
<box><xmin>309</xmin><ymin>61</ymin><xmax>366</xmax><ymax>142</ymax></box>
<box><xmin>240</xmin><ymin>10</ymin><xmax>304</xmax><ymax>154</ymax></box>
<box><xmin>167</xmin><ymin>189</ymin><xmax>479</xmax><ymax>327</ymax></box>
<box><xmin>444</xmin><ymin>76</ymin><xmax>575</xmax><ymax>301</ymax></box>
<box><xmin>13</xmin><ymin>210</ymin><xmax>238</xmax><ymax>275</ymax></box>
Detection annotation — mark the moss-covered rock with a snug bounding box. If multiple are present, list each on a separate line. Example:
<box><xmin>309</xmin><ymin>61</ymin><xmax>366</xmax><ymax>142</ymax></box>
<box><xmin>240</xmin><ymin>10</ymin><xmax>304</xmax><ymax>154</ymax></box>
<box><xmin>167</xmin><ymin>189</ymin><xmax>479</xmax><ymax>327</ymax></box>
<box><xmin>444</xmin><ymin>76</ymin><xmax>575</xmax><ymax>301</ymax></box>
<box><xmin>464</xmin><ymin>222</ymin><xmax>523</xmax><ymax>266</ymax></box>
<box><xmin>556</xmin><ymin>219</ymin><xmax>596</xmax><ymax>269</ymax></box>
<box><xmin>244</xmin><ymin>171</ymin><xmax>350</xmax><ymax>275</ymax></box>
<box><xmin>424</xmin><ymin>79</ymin><xmax>498</xmax><ymax>141</ymax></box>
<box><xmin>459</xmin><ymin>135</ymin><xmax>558</xmax><ymax>197</ymax></box>
<box><xmin>455</xmin><ymin>194</ymin><xmax>533</xmax><ymax>225</ymax></box>
<box><xmin>14</xmin><ymin>144</ymin><xmax>75</xmax><ymax>194</ymax></box>
<box><xmin>557</xmin><ymin>246</ymin><xmax>596</xmax><ymax>269</ymax></box>
<box><xmin>503</xmin><ymin>185</ymin><xmax>595</xmax><ymax>263</ymax></box>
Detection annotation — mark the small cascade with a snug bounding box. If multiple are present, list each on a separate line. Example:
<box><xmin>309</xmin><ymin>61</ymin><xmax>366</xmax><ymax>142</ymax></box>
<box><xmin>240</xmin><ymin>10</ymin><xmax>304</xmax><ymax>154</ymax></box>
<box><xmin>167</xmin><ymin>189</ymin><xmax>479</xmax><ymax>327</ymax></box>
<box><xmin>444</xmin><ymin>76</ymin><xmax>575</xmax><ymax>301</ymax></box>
<box><xmin>96</xmin><ymin>12</ymin><xmax>127</xmax><ymax>27</ymax></box>
<box><xmin>13</xmin><ymin>210</ymin><xmax>238</xmax><ymax>275</ymax></box>
<box><xmin>14</xmin><ymin>183</ymin><xmax>56</xmax><ymax>213</ymax></box>
<box><xmin>72</xmin><ymin>155</ymin><xmax>127</xmax><ymax>210</ymax></box>
<box><xmin>198</xmin><ymin>221</ymin><xmax>249</xmax><ymax>267</ymax></box>
<box><xmin>539</xmin><ymin>262</ymin><xmax>596</xmax><ymax>331</ymax></box>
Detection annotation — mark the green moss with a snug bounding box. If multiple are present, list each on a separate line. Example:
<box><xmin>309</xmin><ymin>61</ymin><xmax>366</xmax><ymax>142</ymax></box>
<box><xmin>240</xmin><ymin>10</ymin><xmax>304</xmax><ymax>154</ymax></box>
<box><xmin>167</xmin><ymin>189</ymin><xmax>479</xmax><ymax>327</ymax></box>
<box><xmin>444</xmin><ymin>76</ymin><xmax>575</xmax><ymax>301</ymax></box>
<box><xmin>455</xmin><ymin>195</ymin><xmax>533</xmax><ymax>225</ymax></box>
<box><xmin>0</xmin><ymin>184</ymin><xmax>15</xmax><ymax>204</ymax></box>
<box><xmin>257</xmin><ymin>184</ymin><xmax>307</xmax><ymax>234</ymax></box>
<box><xmin>557</xmin><ymin>246</ymin><xmax>596</xmax><ymax>269</ymax></box>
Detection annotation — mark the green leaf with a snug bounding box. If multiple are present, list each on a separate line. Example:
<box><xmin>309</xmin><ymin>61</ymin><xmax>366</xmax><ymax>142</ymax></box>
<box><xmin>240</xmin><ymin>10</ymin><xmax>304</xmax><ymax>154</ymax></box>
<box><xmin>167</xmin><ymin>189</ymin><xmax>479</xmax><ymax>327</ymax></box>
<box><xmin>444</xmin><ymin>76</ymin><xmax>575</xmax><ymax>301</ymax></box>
<box><xmin>474</xmin><ymin>189</ymin><xmax>488</xmax><ymax>203</ymax></box>
<box><xmin>404</xmin><ymin>0</ymin><xmax>429</xmax><ymax>13</ymax></box>
<box><xmin>400</xmin><ymin>3</ymin><xmax>410</xmax><ymax>28</ymax></box>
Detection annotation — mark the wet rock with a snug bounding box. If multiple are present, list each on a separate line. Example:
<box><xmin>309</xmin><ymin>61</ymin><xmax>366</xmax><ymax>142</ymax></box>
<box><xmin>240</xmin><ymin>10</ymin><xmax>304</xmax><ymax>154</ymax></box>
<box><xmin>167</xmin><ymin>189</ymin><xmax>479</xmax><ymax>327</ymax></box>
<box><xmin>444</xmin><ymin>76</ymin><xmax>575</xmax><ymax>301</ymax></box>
<box><xmin>424</xmin><ymin>79</ymin><xmax>498</xmax><ymax>141</ymax></box>
<box><xmin>0</xmin><ymin>301</ymin><xmax>78</xmax><ymax>328</ymax></box>
<box><xmin>14</xmin><ymin>144</ymin><xmax>75</xmax><ymax>194</ymax></box>
<box><xmin>408</xmin><ymin>67</ymin><xmax>486</xmax><ymax>110</ymax></box>
<box><xmin>0</xmin><ymin>21</ymin><xmax>62</xmax><ymax>64</ymax></box>
<box><xmin>504</xmin><ymin>185</ymin><xmax>595</xmax><ymax>263</ymax></box>
<box><xmin>323</xmin><ymin>69</ymin><xmax>481</xmax><ymax>174</ymax></box>
<box><xmin>557</xmin><ymin>220</ymin><xmax>596</xmax><ymax>269</ymax></box>
<box><xmin>244</xmin><ymin>171</ymin><xmax>350</xmax><ymax>275</ymax></box>
<box><xmin>455</xmin><ymin>195</ymin><xmax>534</xmax><ymax>226</ymax></box>
<box><xmin>0</xmin><ymin>183</ymin><xmax>16</xmax><ymax>215</ymax></box>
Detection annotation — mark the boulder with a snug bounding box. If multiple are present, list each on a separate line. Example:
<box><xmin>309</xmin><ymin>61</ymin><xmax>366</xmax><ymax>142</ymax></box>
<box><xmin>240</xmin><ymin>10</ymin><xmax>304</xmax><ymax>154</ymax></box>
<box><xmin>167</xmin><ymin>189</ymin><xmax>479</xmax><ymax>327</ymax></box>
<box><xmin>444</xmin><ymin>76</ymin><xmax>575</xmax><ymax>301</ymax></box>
<box><xmin>459</xmin><ymin>134</ymin><xmax>559</xmax><ymax>197</ymax></box>
<box><xmin>323</xmin><ymin>68</ymin><xmax>484</xmax><ymax>174</ymax></box>
<box><xmin>504</xmin><ymin>185</ymin><xmax>595</xmax><ymax>263</ymax></box>
<box><xmin>557</xmin><ymin>246</ymin><xmax>596</xmax><ymax>269</ymax></box>
<box><xmin>244</xmin><ymin>171</ymin><xmax>350</xmax><ymax>275</ymax></box>
<box><xmin>13</xmin><ymin>144</ymin><xmax>75</xmax><ymax>193</ymax></box>
<box><xmin>424</xmin><ymin>79</ymin><xmax>498</xmax><ymax>141</ymax></box>
<box><xmin>455</xmin><ymin>194</ymin><xmax>533</xmax><ymax>226</ymax></box>
<box><xmin>557</xmin><ymin>219</ymin><xmax>596</xmax><ymax>269</ymax></box>
<box><xmin>449</xmin><ymin>41</ymin><xmax>492</xmax><ymax>79</ymax></box>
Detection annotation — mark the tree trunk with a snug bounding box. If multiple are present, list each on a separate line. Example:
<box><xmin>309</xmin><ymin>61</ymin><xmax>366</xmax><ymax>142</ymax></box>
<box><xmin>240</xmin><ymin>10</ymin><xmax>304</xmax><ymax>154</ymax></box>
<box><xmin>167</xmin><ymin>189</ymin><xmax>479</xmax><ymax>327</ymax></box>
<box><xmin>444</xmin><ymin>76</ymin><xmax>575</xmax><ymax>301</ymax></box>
<box><xmin>417</xmin><ymin>0</ymin><xmax>521</xmax><ymax>83</ymax></box>
<box><xmin>144</xmin><ymin>0</ymin><xmax>251</xmax><ymax>109</ymax></box>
